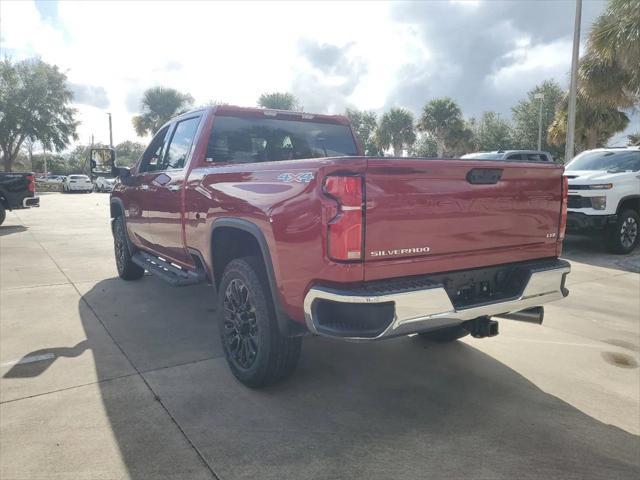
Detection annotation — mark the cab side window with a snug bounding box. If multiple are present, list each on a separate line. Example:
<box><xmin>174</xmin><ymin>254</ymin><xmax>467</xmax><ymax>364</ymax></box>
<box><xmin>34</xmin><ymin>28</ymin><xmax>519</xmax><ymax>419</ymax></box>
<box><xmin>139</xmin><ymin>126</ymin><xmax>170</xmax><ymax>173</ymax></box>
<box><xmin>161</xmin><ymin>117</ymin><xmax>201</xmax><ymax>170</ymax></box>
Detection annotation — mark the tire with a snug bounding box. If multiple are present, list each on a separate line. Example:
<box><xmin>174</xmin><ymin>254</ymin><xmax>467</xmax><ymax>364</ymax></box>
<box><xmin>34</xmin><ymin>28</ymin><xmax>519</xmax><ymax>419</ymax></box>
<box><xmin>418</xmin><ymin>325</ymin><xmax>469</xmax><ymax>343</ymax></box>
<box><xmin>0</xmin><ymin>204</ymin><xmax>6</xmax><ymax>226</ymax></box>
<box><xmin>218</xmin><ymin>256</ymin><xmax>301</xmax><ymax>388</ymax></box>
<box><xmin>113</xmin><ymin>215</ymin><xmax>145</xmax><ymax>280</ymax></box>
<box><xmin>606</xmin><ymin>209</ymin><xmax>640</xmax><ymax>254</ymax></box>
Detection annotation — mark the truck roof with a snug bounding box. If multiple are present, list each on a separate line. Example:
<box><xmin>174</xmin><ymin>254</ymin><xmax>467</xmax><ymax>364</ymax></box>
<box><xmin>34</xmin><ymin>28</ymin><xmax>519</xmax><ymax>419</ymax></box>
<box><xmin>174</xmin><ymin>105</ymin><xmax>351</xmax><ymax>126</ymax></box>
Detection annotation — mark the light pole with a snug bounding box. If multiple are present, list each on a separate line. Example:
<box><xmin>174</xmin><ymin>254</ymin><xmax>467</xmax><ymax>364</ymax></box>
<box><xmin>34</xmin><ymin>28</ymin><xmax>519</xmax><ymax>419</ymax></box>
<box><xmin>565</xmin><ymin>0</ymin><xmax>582</xmax><ymax>162</ymax></box>
<box><xmin>534</xmin><ymin>93</ymin><xmax>544</xmax><ymax>151</ymax></box>
<box><xmin>107</xmin><ymin>112</ymin><xmax>113</xmax><ymax>148</ymax></box>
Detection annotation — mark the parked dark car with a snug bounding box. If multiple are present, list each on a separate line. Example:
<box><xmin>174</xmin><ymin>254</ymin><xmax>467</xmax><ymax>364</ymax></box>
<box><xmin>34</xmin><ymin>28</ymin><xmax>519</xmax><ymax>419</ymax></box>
<box><xmin>0</xmin><ymin>172</ymin><xmax>39</xmax><ymax>225</ymax></box>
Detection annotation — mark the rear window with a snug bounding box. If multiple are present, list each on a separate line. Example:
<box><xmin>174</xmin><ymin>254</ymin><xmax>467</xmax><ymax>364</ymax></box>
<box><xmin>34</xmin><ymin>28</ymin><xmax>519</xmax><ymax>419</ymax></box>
<box><xmin>206</xmin><ymin>115</ymin><xmax>358</xmax><ymax>163</ymax></box>
<box><xmin>69</xmin><ymin>175</ymin><xmax>88</xmax><ymax>180</ymax></box>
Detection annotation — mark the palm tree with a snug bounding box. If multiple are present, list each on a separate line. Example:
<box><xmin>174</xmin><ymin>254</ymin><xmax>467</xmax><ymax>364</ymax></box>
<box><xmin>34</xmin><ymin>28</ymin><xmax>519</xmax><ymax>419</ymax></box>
<box><xmin>579</xmin><ymin>0</ymin><xmax>640</xmax><ymax>109</ymax></box>
<box><xmin>375</xmin><ymin>108</ymin><xmax>416</xmax><ymax>156</ymax></box>
<box><xmin>345</xmin><ymin>108</ymin><xmax>381</xmax><ymax>155</ymax></box>
<box><xmin>257</xmin><ymin>92</ymin><xmax>299</xmax><ymax>110</ymax></box>
<box><xmin>548</xmin><ymin>92</ymin><xmax>629</xmax><ymax>152</ymax></box>
<box><xmin>418</xmin><ymin>98</ymin><xmax>465</xmax><ymax>157</ymax></box>
<box><xmin>132</xmin><ymin>87</ymin><xmax>194</xmax><ymax>137</ymax></box>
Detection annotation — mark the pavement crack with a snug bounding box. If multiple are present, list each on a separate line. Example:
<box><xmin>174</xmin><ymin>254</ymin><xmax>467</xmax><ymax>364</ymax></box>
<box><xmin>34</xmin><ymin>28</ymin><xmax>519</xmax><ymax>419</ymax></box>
<box><xmin>0</xmin><ymin>372</ymin><xmax>140</xmax><ymax>404</ymax></box>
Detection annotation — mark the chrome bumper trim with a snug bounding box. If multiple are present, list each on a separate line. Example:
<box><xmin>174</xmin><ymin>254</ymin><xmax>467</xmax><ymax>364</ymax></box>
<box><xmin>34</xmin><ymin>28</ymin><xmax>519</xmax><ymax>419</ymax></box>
<box><xmin>303</xmin><ymin>263</ymin><xmax>570</xmax><ymax>341</ymax></box>
<box><xmin>22</xmin><ymin>196</ymin><xmax>40</xmax><ymax>207</ymax></box>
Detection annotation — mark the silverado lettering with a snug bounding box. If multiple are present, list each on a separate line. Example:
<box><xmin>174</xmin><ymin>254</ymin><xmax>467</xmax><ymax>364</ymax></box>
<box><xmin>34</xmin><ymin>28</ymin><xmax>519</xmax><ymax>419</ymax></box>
<box><xmin>370</xmin><ymin>247</ymin><xmax>431</xmax><ymax>257</ymax></box>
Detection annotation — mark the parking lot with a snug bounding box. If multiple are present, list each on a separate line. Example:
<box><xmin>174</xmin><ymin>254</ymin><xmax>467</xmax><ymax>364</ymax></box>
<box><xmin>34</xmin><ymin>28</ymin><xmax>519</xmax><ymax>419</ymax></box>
<box><xmin>1</xmin><ymin>192</ymin><xmax>639</xmax><ymax>479</ymax></box>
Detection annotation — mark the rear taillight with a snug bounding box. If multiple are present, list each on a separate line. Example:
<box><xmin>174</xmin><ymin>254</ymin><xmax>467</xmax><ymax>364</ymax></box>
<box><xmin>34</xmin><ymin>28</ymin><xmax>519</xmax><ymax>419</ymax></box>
<box><xmin>27</xmin><ymin>174</ymin><xmax>35</xmax><ymax>193</ymax></box>
<box><xmin>323</xmin><ymin>175</ymin><xmax>363</xmax><ymax>261</ymax></box>
<box><xmin>558</xmin><ymin>175</ymin><xmax>568</xmax><ymax>255</ymax></box>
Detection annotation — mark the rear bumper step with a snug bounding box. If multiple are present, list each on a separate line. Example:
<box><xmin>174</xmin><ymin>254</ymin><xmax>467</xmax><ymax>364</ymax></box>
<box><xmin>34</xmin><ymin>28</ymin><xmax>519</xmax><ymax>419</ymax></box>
<box><xmin>303</xmin><ymin>259</ymin><xmax>570</xmax><ymax>340</ymax></box>
<box><xmin>132</xmin><ymin>251</ymin><xmax>203</xmax><ymax>286</ymax></box>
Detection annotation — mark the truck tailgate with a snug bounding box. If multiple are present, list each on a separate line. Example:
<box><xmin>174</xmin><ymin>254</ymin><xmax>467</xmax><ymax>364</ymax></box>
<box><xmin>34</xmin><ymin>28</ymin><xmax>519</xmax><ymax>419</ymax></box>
<box><xmin>363</xmin><ymin>158</ymin><xmax>563</xmax><ymax>281</ymax></box>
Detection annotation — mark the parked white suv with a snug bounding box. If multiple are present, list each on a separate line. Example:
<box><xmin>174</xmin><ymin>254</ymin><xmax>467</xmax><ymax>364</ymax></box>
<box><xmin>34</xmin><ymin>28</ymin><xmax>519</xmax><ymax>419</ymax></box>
<box><xmin>565</xmin><ymin>147</ymin><xmax>640</xmax><ymax>253</ymax></box>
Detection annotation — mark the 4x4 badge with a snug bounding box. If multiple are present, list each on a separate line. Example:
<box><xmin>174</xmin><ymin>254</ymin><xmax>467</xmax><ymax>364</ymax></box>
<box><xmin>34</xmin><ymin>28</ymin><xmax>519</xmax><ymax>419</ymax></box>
<box><xmin>277</xmin><ymin>172</ymin><xmax>315</xmax><ymax>183</ymax></box>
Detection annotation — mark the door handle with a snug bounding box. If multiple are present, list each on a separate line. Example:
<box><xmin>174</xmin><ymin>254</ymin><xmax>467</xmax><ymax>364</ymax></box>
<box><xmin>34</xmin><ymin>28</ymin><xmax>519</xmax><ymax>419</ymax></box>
<box><xmin>168</xmin><ymin>185</ymin><xmax>181</xmax><ymax>192</ymax></box>
<box><xmin>140</xmin><ymin>184</ymin><xmax>149</xmax><ymax>191</ymax></box>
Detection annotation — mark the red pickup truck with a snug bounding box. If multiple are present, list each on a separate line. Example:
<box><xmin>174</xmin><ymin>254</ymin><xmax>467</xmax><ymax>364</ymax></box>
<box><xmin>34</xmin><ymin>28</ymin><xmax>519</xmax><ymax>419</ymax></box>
<box><xmin>109</xmin><ymin>105</ymin><xmax>570</xmax><ymax>387</ymax></box>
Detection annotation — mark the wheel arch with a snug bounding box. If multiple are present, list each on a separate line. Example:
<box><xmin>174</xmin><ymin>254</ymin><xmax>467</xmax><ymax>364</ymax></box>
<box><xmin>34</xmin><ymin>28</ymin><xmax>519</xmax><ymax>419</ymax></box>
<box><xmin>210</xmin><ymin>218</ymin><xmax>306</xmax><ymax>337</ymax></box>
<box><xmin>109</xmin><ymin>197</ymin><xmax>136</xmax><ymax>252</ymax></box>
<box><xmin>617</xmin><ymin>195</ymin><xmax>640</xmax><ymax>215</ymax></box>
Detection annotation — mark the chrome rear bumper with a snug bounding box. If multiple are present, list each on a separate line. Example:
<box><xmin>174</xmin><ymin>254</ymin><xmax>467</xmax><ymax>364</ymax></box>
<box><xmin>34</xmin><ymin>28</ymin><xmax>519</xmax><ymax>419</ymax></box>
<box><xmin>303</xmin><ymin>260</ymin><xmax>570</xmax><ymax>341</ymax></box>
<box><xmin>22</xmin><ymin>196</ymin><xmax>39</xmax><ymax>207</ymax></box>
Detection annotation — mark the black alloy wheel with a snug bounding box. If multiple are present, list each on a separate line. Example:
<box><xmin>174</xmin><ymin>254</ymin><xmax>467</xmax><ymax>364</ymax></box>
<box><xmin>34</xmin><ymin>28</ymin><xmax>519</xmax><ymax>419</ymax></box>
<box><xmin>223</xmin><ymin>278</ymin><xmax>259</xmax><ymax>370</ymax></box>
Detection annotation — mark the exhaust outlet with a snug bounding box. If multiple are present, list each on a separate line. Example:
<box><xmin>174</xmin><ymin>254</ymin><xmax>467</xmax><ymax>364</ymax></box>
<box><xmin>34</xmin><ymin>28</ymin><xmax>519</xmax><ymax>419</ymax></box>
<box><xmin>496</xmin><ymin>307</ymin><xmax>544</xmax><ymax>325</ymax></box>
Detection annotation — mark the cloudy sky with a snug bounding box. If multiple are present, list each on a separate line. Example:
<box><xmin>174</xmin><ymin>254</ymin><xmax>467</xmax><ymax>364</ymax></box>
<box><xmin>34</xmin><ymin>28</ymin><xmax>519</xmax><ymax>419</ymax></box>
<box><xmin>2</xmin><ymin>0</ymin><xmax>635</xmax><ymax>147</ymax></box>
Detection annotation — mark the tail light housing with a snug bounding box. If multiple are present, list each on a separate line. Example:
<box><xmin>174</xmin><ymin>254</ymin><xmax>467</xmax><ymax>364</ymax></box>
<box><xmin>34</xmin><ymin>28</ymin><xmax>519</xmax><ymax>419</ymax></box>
<box><xmin>323</xmin><ymin>175</ymin><xmax>363</xmax><ymax>261</ymax></box>
<box><xmin>557</xmin><ymin>175</ymin><xmax>568</xmax><ymax>256</ymax></box>
<box><xmin>27</xmin><ymin>174</ymin><xmax>35</xmax><ymax>193</ymax></box>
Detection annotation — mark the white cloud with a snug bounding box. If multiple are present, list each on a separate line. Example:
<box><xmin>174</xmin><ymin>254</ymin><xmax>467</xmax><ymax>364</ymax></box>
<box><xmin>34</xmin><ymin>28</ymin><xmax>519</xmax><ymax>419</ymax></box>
<box><xmin>3</xmin><ymin>1</ymin><xmax>426</xmax><ymax>144</ymax></box>
<box><xmin>487</xmin><ymin>38</ymin><xmax>573</xmax><ymax>93</ymax></box>
<box><xmin>4</xmin><ymin>0</ymin><xmax>627</xmax><ymax>149</ymax></box>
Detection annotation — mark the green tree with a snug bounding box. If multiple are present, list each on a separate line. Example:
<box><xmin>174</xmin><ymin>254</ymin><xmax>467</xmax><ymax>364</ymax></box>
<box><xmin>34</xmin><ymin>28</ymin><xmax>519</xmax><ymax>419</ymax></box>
<box><xmin>30</xmin><ymin>152</ymin><xmax>67</xmax><ymax>175</ymax></box>
<box><xmin>511</xmin><ymin>80</ymin><xmax>565</xmax><ymax>158</ymax></box>
<box><xmin>470</xmin><ymin>111</ymin><xmax>513</xmax><ymax>151</ymax></box>
<box><xmin>115</xmin><ymin>140</ymin><xmax>146</xmax><ymax>166</ymax></box>
<box><xmin>132</xmin><ymin>87</ymin><xmax>194</xmax><ymax>137</ymax></box>
<box><xmin>0</xmin><ymin>58</ymin><xmax>78</xmax><ymax>172</ymax></box>
<box><xmin>579</xmin><ymin>0</ymin><xmax>640</xmax><ymax>109</ymax></box>
<box><xmin>345</xmin><ymin>108</ymin><xmax>380</xmax><ymax>155</ymax></box>
<box><xmin>627</xmin><ymin>132</ymin><xmax>640</xmax><ymax>146</ymax></box>
<box><xmin>409</xmin><ymin>133</ymin><xmax>437</xmax><ymax>157</ymax></box>
<box><xmin>417</xmin><ymin>97</ymin><xmax>468</xmax><ymax>157</ymax></box>
<box><xmin>375</xmin><ymin>108</ymin><xmax>416</xmax><ymax>156</ymax></box>
<box><xmin>65</xmin><ymin>145</ymin><xmax>90</xmax><ymax>174</ymax></box>
<box><xmin>257</xmin><ymin>92</ymin><xmax>299</xmax><ymax>110</ymax></box>
<box><xmin>548</xmin><ymin>93</ymin><xmax>629</xmax><ymax>152</ymax></box>
<box><xmin>446</xmin><ymin>123</ymin><xmax>475</xmax><ymax>157</ymax></box>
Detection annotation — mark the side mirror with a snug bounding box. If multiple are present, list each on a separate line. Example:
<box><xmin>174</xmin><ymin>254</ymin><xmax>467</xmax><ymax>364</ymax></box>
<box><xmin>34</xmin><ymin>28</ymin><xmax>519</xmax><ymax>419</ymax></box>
<box><xmin>88</xmin><ymin>147</ymin><xmax>116</xmax><ymax>176</ymax></box>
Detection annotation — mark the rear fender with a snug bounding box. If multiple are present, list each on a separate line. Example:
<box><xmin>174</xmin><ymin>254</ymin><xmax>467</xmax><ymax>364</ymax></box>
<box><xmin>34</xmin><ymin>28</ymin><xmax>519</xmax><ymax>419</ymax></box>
<box><xmin>210</xmin><ymin>218</ymin><xmax>307</xmax><ymax>337</ymax></box>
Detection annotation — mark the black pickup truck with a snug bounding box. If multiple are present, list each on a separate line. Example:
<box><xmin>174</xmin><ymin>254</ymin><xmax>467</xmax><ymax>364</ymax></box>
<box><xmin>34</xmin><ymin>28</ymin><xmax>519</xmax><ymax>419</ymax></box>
<box><xmin>0</xmin><ymin>173</ymin><xmax>39</xmax><ymax>225</ymax></box>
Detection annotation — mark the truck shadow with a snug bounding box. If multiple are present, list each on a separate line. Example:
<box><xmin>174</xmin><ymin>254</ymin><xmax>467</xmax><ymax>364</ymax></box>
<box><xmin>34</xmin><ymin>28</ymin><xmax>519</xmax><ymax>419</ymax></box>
<box><xmin>0</xmin><ymin>225</ymin><xmax>28</xmax><ymax>236</ymax></box>
<box><xmin>562</xmin><ymin>234</ymin><xmax>640</xmax><ymax>273</ymax></box>
<box><xmin>61</xmin><ymin>276</ymin><xmax>640</xmax><ymax>479</ymax></box>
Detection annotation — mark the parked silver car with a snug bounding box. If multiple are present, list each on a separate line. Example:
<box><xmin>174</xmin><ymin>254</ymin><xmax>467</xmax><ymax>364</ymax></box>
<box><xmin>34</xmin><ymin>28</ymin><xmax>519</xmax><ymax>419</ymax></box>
<box><xmin>462</xmin><ymin>150</ymin><xmax>554</xmax><ymax>162</ymax></box>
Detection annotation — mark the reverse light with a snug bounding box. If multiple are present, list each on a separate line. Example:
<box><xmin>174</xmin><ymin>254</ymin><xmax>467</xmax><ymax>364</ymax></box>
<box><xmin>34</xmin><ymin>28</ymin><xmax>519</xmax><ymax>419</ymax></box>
<box><xmin>323</xmin><ymin>175</ymin><xmax>363</xmax><ymax>261</ymax></box>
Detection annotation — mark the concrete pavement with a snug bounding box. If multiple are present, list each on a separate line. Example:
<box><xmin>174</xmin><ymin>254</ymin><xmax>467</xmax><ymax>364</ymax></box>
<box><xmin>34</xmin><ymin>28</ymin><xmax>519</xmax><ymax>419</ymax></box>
<box><xmin>1</xmin><ymin>192</ymin><xmax>638</xmax><ymax>479</ymax></box>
